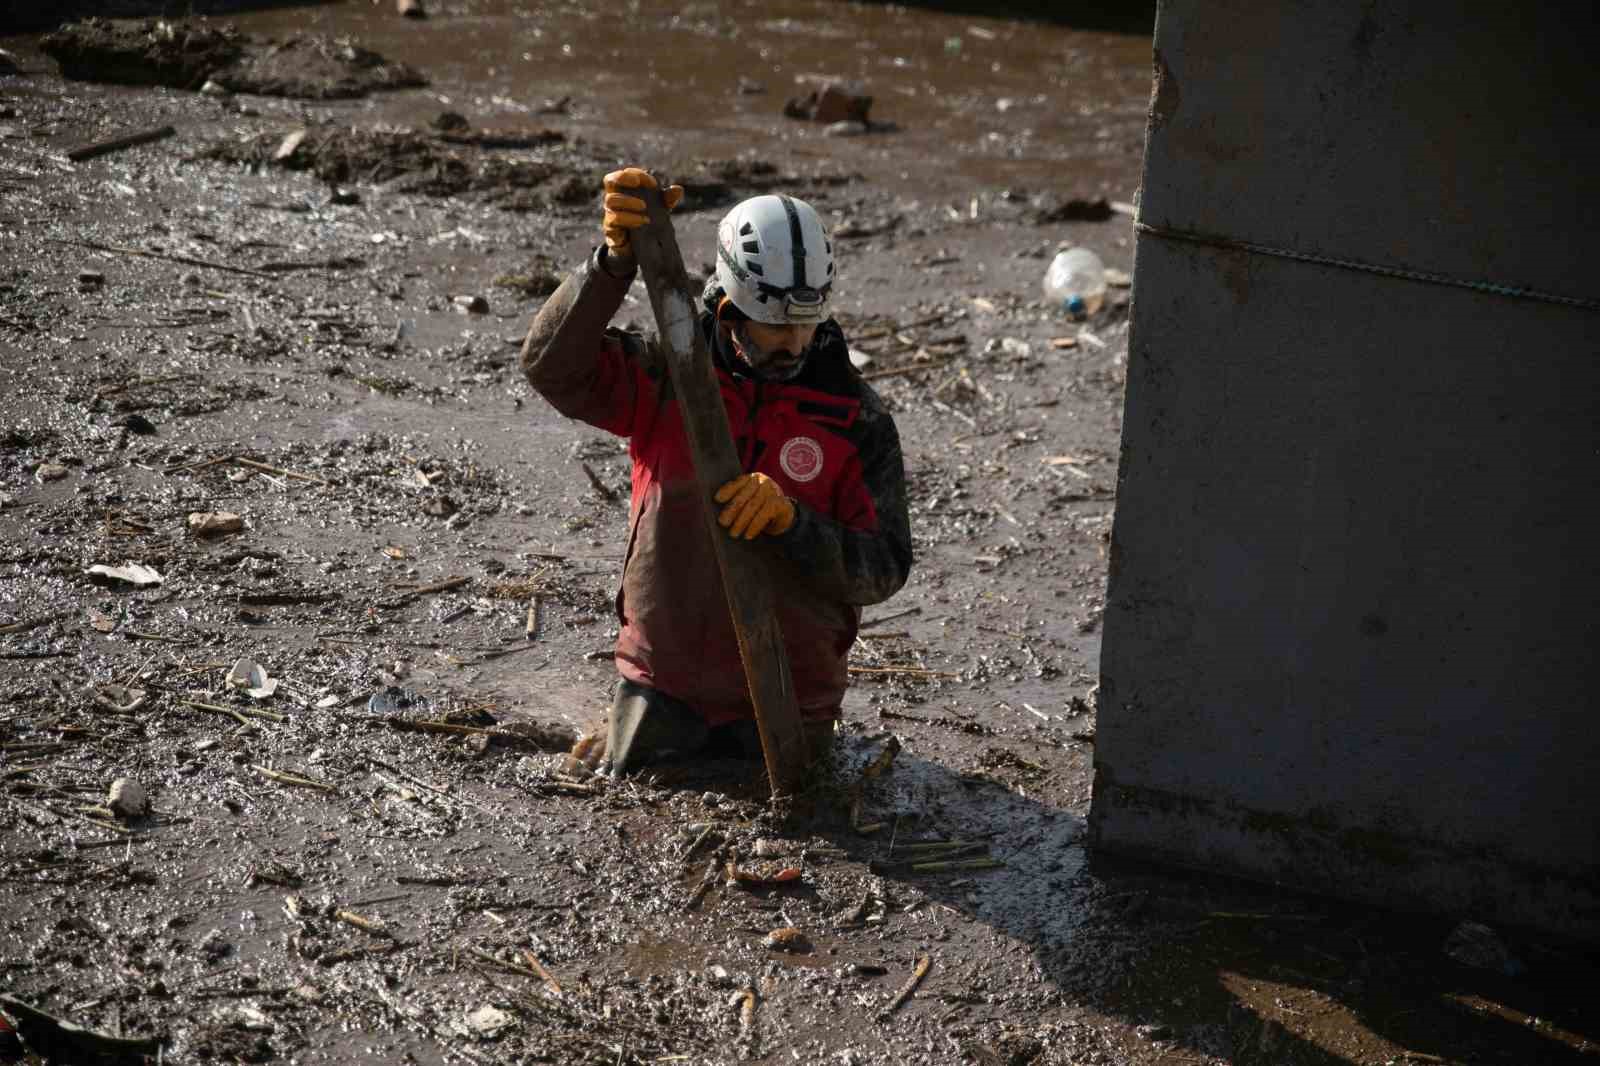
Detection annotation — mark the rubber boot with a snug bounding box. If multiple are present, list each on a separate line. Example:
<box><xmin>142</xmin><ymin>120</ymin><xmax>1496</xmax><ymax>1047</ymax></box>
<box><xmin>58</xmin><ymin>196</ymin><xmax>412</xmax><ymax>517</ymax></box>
<box><xmin>605</xmin><ymin>680</ymin><xmax>709</xmax><ymax>778</ymax></box>
<box><xmin>804</xmin><ymin>719</ymin><xmax>836</xmax><ymax>765</ymax></box>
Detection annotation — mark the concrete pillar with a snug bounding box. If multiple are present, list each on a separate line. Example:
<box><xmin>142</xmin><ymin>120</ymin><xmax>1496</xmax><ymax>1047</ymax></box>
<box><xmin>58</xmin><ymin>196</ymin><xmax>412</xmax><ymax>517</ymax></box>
<box><xmin>1089</xmin><ymin>1</ymin><xmax>1599</xmax><ymax>940</ymax></box>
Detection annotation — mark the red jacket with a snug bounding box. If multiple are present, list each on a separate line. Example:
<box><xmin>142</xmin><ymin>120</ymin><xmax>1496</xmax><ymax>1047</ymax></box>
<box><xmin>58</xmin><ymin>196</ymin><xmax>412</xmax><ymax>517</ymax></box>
<box><xmin>522</xmin><ymin>250</ymin><xmax>913</xmax><ymax>724</ymax></box>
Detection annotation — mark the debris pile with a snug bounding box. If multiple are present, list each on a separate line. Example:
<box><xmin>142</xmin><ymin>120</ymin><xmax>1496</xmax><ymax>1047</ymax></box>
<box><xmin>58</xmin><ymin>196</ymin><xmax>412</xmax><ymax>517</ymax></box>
<box><xmin>40</xmin><ymin>18</ymin><xmax>425</xmax><ymax>99</ymax></box>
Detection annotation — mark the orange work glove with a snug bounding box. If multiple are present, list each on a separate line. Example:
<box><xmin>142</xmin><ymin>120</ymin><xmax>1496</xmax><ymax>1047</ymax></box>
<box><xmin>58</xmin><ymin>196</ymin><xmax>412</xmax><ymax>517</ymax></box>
<box><xmin>714</xmin><ymin>473</ymin><xmax>796</xmax><ymax>539</ymax></box>
<box><xmin>602</xmin><ymin>167</ymin><xmax>684</xmax><ymax>263</ymax></box>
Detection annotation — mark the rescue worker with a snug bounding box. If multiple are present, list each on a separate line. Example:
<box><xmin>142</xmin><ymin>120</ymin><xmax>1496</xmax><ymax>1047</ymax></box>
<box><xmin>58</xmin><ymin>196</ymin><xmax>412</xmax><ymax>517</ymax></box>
<box><xmin>521</xmin><ymin>167</ymin><xmax>912</xmax><ymax>776</ymax></box>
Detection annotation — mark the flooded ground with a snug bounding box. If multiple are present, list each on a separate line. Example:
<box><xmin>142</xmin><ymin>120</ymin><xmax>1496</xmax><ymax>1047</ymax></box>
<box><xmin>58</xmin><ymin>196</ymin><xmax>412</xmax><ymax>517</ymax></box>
<box><xmin>2</xmin><ymin>2</ymin><xmax>1597</xmax><ymax>1064</ymax></box>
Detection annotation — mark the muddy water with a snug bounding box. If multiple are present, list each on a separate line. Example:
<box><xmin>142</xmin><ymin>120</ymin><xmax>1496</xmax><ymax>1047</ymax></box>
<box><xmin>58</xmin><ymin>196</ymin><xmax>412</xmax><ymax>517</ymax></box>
<box><xmin>222</xmin><ymin>0</ymin><xmax>1153</xmax><ymax>198</ymax></box>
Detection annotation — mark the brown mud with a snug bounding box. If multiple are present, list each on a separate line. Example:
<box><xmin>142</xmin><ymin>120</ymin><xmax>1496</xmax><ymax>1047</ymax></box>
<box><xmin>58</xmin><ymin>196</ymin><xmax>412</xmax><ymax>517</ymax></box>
<box><xmin>2</xmin><ymin>2</ymin><xmax>1597</xmax><ymax>1064</ymax></box>
<box><xmin>40</xmin><ymin>18</ymin><xmax>426</xmax><ymax>99</ymax></box>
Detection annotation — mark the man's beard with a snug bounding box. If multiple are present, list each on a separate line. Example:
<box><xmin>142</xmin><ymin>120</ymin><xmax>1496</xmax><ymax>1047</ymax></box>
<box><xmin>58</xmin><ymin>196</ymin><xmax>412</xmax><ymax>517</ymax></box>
<box><xmin>730</xmin><ymin>322</ymin><xmax>808</xmax><ymax>382</ymax></box>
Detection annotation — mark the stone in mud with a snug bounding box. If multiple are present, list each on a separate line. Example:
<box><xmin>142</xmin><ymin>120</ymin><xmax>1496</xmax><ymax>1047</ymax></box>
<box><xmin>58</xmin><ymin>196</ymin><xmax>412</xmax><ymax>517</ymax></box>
<box><xmin>35</xmin><ymin>462</ymin><xmax>69</xmax><ymax>482</ymax></box>
<box><xmin>762</xmin><ymin>926</ymin><xmax>811</xmax><ymax>952</ymax></box>
<box><xmin>462</xmin><ymin>1004</ymin><xmax>512</xmax><ymax>1039</ymax></box>
<box><xmin>0</xmin><ymin>49</ymin><xmax>20</xmax><ymax>77</ymax></box>
<box><xmin>823</xmin><ymin>119</ymin><xmax>870</xmax><ymax>138</ymax></box>
<box><xmin>107</xmin><ymin>776</ymin><xmax>147</xmax><ymax>818</ymax></box>
<box><xmin>784</xmin><ymin>80</ymin><xmax>872</xmax><ymax>125</ymax></box>
<box><xmin>188</xmin><ymin>510</ymin><xmax>244</xmax><ymax>537</ymax></box>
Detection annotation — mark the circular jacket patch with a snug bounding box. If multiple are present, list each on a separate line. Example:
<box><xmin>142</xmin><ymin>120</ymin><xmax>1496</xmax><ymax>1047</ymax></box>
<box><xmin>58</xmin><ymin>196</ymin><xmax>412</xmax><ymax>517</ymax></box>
<box><xmin>779</xmin><ymin>436</ymin><xmax>825</xmax><ymax>483</ymax></box>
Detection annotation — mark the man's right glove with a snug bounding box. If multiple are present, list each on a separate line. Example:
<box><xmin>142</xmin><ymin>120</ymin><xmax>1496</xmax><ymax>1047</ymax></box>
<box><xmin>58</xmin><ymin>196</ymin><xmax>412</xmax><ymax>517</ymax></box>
<box><xmin>601</xmin><ymin>167</ymin><xmax>684</xmax><ymax>274</ymax></box>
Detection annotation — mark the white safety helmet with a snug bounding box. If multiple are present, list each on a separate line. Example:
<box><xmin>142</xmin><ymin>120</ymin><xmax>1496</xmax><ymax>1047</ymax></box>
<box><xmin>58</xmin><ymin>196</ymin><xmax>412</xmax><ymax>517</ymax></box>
<box><xmin>714</xmin><ymin>194</ymin><xmax>835</xmax><ymax>325</ymax></box>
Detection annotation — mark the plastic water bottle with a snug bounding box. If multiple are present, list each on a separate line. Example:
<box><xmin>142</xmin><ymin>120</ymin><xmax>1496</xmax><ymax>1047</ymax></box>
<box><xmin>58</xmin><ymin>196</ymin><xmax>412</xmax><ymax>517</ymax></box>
<box><xmin>1042</xmin><ymin>247</ymin><xmax>1106</xmax><ymax>319</ymax></box>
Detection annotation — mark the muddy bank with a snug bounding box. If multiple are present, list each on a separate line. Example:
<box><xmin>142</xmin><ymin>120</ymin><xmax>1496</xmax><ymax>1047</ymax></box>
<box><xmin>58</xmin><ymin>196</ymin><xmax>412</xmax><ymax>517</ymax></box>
<box><xmin>203</xmin><ymin>120</ymin><xmax>857</xmax><ymax>214</ymax></box>
<box><xmin>40</xmin><ymin>17</ymin><xmax>424</xmax><ymax>98</ymax></box>
<box><xmin>4</xmin><ymin>2</ymin><xmax>1598</xmax><ymax>1064</ymax></box>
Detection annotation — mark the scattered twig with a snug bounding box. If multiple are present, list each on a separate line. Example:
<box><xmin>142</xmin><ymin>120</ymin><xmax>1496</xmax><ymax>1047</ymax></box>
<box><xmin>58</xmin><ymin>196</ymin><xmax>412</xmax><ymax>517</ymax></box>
<box><xmin>682</xmin><ymin>824</ymin><xmax>718</xmax><ymax>865</ymax></box>
<box><xmin>232</xmin><ymin>457</ymin><xmax>329</xmax><ymax>486</ymax></box>
<box><xmin>847</xmin><ymin>665</ymin><xmax>959</xmax><ymax>679</ymax></box>
<box><xmin>252</xmin><ymin>764</ymin><xmax>338</xmax><ymax>793</ymax></box>
<box><xmin>179</xmin><ymin>699</ymin><xmax>285</xmax><ymax>724</ymax></box>
<box><xmin>520</xmin><ymin>948</ymin><xmax>563</xmax><ymax>997</ymax></box>
<box><xmin>862</xmin><ymin>358</ymin><xmax>952</xmax><ymax>382</ymax></box>
<box><xmin>44</xmin><ymin>237</ymin><xmax>273</xmax><ymax>279</ymax></box>
<box><xmin>0</xmin><ymin>610</ymin><xmax>71</xmax><ymax>635</ymax></box>
<box><xmin>683</xmin><ymin>859</ymin><xmax>721</xmax><ymax>911</ymax></box>
<box><xmin>334</xmin><ymin>908</ymin><xmax>403</xmax><ymax>943</ymax></box>
<box><xmin>860</xmin><ymin>606</ymin><xmax>921</xmax><ymax>630</ymax></box>
<box><xmin>878</xmin><ymin>955</ymin><xmax>932</xmax><ymax>1019</ymax></box>
<box><xmin>580</xmin><ymin>462</ymin><xmax>618</xmax><ymax>501</ymax></box>
<box><xmin>65</xmin><ymin>124</ymin><xmax>175</xmax><ymax>162</ymax></box>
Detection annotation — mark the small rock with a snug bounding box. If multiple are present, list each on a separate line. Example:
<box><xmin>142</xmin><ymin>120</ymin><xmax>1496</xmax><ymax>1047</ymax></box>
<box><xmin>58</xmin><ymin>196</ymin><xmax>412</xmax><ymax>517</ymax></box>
<box><xmin>1105</xmin><ymin>267</ymin><xmax>1133</xmax><ymax>288</ymax></box>
<box><xmin>327</xmin><ymin>187</ymin><xmax>361</xmax><ymax>206</ymax></box>
<box><xmin>737</xmin><ymin>77</ymin><xmax>766</xmax><ymax>94</ymax></box>
<box><xmin>34</xmin><ymin>462</ymin><xmax>69</xmax><ymax>482</ymax></box>
<box><xmin>188</xmin><ymin>510</ymin><xmax>244</xmax><ymax>537</ymax></box>
<box><xmin>107</xmin><ymin>776</ymin><xmax>148</xmax><ymax>818</ymax></box>
<box><xmin>432</xmin><ymin>110</ymin><xmax>470</xmax><ymax>132</ymax></box>
<box><xmin>762</xmin><ymin>927</ymin><xmax>812</xmax><ymax>953</ymax></box>
<box><xmin>784</xmin><ymin>81</ymin><xmax>872</xmax><ymax>124</ymax></box>
<box><xmin>273</xmin><ymin>128</ymin><xmax>308</xmax><ymax>162</ymax></box>
<box><xmin>0</xmin><ymin>48</ymin><xmax>20</xmax><ymax>77</ymax></box>
<box><xmin>399</xmin><ymin>0</ymin><xmax>428</xmax><ymax>19</ymax></box>
<box><xmin>823</xmin><ymin>120</ymin><xmax>870</xmax><ymax>138</ymax></box>
<box><xmin>464</xmin><ymin>733</ymin><xmax>491</xmax><ymax>758</ymax></box>
<box><xmin>848</xmin><ymin>348</ymin><xmax>873</xmax><ymax>370</ymax></box>
<box><xmin>198</xmin><ymin>928</ymin><xmax>232</xmax><ymax>961</ymax></box>
<box><xmin>1000</xmin><ymin>337</ymin><xmax>1032</xmax><ymax>358</ymax></box>
<box><xmin>705</xmin><ymin>964</ymin><xmax>734</xmax><ymax>988</ymax></box>
<box><xmin>76</xmin><ymin>270</ymin><xmax>105</xmax><ymax>289</ymax></box>
<box><xmin>120</xmin><ymin>413</ymin><xmax>158</xmax><ymax>435</ymax></box>
<box><xmin>452</xmin><ymin>294</ymin><xmax>489</xmax><ymax>315</ymax></box>
<box><xmin>1444</xmin><ymin>920</ymin><xmax>1524</xmax><ymax>977</ymax></box>
<box><xmin>463</xmin><ymin>1004</ymin><xmax>511</xmax><ymax>1039</ymax></box>
<box><xmin>94</xmin><ymin>685</ymin><xmax>147</xmax><ymax>713</ymax></box>
<box><xmin>291</xmin><ymin>982</ymin><xmax>324</xmax><ymax>1004</ymax></box>
<box><xmin>86</xmin><ymin>561</ymin><xmax>163</xmax><ymax>587</ymax></box>
<box><xmin>422</xmin><ymin>496</ymin><xmax>458</xmax><ymax>518</ymax></box>
<box><xmin>701</xmin><ymin>791</ymin><xmax>724</xmax><ymax>808</ymax></box>
<box><xmin>181</xmin><ymin>272</ymin><xmax>202</xmax><ymax>287</ymax></box>
<box><xmin>753</xmin><ymin>838</ymin><xmax>785</xmax><ymax>858</ymax></box>
<box><xmin>1136</xmin><ymin>1023</ymin><xmax>1172</xmax><ymax>1041</ymax></box>
<box><xmin>199</xmin><ymin>78</ymin><xmax>231</xmax><ymax>96</ymax></box>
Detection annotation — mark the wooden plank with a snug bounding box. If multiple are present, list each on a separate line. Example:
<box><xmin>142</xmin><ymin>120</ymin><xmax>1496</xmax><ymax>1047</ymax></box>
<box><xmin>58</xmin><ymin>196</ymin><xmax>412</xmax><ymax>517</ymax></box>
<box><xmin>627</xmin><ymin>184</ymin><xmax>810</xmax><ymax>796</ymax></box>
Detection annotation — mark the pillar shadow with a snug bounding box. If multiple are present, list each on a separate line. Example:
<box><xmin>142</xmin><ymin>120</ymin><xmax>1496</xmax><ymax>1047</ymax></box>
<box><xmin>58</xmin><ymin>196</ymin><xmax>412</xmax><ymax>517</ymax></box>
<box><xmin>652</xmin><ymin>734</ymin><xmax>1600</xmax><ymax>1065</ymax></box>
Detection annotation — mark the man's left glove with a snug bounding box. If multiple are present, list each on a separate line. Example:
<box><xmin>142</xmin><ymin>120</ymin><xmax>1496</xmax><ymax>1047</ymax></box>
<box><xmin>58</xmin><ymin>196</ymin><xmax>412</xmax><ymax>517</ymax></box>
<box><xmin>714</xmin><ymin>473</ymin><xmax>796</xmax><ymax>539</ymax></box>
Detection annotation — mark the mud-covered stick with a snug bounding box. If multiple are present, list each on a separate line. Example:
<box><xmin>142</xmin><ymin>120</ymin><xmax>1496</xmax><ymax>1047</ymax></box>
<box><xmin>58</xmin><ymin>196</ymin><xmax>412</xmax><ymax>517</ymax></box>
<box><xmin>878</xmin><ymin>954</ymin><xmax>932</xmax><ymax>1019</ymax></box>
<box><xmin>65</xmin><ymin>124</ymin><xmax>175</xmax><ymax>162</ymax></box>
<box><xmin>627</xmin><ymin>182</ymin><xmax>810</xmax><ymax>796</ymax></box>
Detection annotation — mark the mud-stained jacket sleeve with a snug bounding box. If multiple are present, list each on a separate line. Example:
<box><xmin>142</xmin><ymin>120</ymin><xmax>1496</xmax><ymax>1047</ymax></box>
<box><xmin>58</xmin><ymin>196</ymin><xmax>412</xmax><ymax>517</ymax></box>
<box><xmin>520</xmin><ymin>248</ymin><xmax>652</xmax><ymax>437</ymax></box>
<box><xmin>775</xmin><ymin>386</ymin><xmax>913</xmax><ymax>606</ymax></box>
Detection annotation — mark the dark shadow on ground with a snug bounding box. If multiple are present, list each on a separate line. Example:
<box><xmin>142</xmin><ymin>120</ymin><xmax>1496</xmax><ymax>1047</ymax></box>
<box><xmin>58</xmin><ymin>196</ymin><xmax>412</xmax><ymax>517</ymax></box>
<box><xmin>851</xmin><ymin>0</ymin><xmax>1156</xmax><ymax>35</ymax></box>
<box><xmin>654</xmin><ymin>737</ymin><xmax>1600</xmax><ymax>1064</ymax></box>
<box><xmin>1</xmin><ymin>0</ymin><xmax>334</xmax><ymax>35</ymax></box>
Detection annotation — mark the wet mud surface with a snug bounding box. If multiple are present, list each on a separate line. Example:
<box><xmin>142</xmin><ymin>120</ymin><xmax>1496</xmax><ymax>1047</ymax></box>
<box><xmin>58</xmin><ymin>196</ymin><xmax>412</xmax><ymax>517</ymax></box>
<box><xmin>3</xmin><ymin>3</ymin><xmax>1598</xmax><ymax>1064</ymax></box>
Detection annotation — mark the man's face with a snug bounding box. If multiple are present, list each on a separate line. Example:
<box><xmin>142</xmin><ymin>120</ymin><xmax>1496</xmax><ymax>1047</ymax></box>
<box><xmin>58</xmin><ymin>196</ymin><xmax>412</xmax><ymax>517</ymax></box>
<box><xmin>730</xmin><ymin>320</ymin><xmax>819</xmax><ymax>380</ymax></box>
